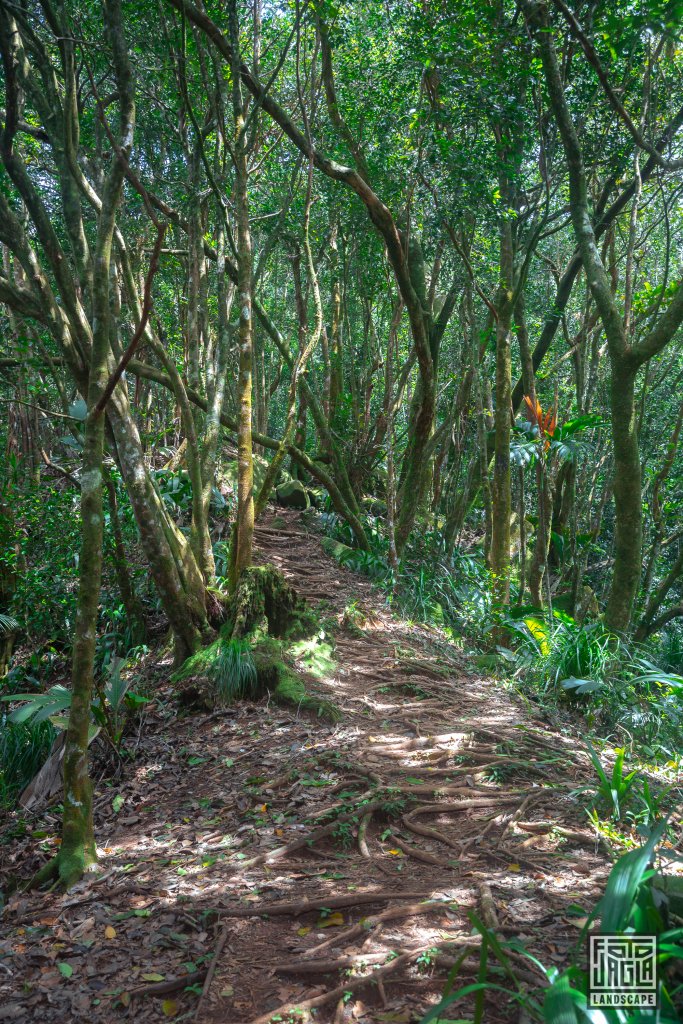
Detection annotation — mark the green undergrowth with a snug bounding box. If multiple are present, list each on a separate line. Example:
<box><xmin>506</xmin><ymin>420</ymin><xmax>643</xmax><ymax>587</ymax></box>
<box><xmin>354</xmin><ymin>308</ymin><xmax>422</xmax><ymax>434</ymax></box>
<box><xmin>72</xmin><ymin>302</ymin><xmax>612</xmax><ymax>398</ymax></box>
<box><xmin>173</xmin><ymin>629</ymin><xmax>340</xmax><ymax>722</ymax></box>
<box><xmin>288</xmin><ymin>635</ymin><xmax>336</xmax><ymax>679</ymax></box>
<box><xmin>320</xmin><ymin>511</ymin><xmax>490</xmax><ymax>639</ymax></box>
<box><xmin>173</xmin><ymin>565</ymin><xmax>341</xmax><ymax>722</ymax></box>
<box><xmin>319</xmin><ymin>507</ymin><xmax>683</xmax><ymax>769</ymax></box>
<box><xmin>501</xmin><ymin>610</ymin><xmax>683</xmax><ymax>766</ymax></box>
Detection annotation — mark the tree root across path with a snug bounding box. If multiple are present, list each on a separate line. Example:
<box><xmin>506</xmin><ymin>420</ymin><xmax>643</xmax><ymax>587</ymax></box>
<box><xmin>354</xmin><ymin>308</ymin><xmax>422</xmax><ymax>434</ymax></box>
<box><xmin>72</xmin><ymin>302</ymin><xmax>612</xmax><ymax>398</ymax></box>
<box><xmin>215</xmin><ymin>891</ymin><xmax>441</xmax><ymax>918</ymax></box>
<box><xmin>248</xmin><ymin>945</ymin><xmax>465</xmax><ymax>1024</ymax></box>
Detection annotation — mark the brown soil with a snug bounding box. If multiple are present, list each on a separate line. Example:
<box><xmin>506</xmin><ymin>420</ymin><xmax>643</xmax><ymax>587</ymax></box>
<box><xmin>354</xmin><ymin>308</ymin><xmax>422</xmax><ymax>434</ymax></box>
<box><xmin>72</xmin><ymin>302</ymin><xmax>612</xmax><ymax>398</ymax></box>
<box><xmin>0</xmin><ymin>509</ymin><xmax>613</xmax><ymax>1024</ymax></box>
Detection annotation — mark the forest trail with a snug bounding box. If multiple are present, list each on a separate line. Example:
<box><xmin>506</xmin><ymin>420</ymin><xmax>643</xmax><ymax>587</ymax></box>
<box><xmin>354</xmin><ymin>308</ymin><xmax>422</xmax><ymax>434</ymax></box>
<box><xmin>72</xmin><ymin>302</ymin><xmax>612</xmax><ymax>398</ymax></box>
<box><xmin>1</xmin><ymin>511</ymin><xmax>612</xmax><ymax>1024</ymax></box>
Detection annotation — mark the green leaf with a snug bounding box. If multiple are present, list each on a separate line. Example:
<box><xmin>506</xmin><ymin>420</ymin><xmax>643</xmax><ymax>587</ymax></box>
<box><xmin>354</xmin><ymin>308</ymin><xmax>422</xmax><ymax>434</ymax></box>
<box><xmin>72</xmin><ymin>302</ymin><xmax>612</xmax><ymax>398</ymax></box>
<box><xmin>599</xmin><ymin>823</ymin><xmax>666</xmax><ymax>933</ymax></box>
<box><xmin>542</xmin><ymin>973</ymin><xmax>578</xmax><ymax>1024</ymax></box>
<box><xmin>561</xmin><ymin>677</ymin><xmax>603</xmax><ymax>694</ymax></box>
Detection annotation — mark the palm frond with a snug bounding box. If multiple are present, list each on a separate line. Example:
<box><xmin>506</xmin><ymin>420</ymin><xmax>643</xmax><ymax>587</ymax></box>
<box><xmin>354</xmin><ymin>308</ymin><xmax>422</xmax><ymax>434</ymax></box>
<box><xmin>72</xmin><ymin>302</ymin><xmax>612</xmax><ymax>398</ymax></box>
<box><xmin>0</xmin><ymin>613</ymin><xmax>19</xmax><ymax>637</ymax></box>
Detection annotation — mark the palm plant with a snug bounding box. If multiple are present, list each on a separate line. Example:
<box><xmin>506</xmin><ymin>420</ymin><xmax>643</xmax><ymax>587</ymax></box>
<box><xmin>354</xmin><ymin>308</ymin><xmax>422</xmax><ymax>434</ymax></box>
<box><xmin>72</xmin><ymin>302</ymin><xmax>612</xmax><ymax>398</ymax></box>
<box><xmin>0</xmin><ymin>612</ymin><xmax>19</xmax><ymax>637</ymax></box>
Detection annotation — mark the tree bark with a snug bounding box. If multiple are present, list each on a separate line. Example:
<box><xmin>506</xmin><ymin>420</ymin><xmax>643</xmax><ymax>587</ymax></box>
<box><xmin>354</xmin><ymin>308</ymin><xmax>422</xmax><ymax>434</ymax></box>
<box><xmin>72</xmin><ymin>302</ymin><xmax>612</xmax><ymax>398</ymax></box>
<box><xmin>228</xmin><ymin>0</ymin><xmax>255</xmax><ymax>588</ymax></box>
<box><xmin>490</xmin><ymin>221</ymin><xmax>514</xmax><ymax>606</ymax></box>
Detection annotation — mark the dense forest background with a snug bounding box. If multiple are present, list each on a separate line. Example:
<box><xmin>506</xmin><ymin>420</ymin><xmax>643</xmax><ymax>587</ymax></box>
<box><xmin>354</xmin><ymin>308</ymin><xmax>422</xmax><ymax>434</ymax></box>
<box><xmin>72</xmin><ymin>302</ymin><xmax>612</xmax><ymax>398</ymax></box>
<box><xmin>1</xmin><ymin>0</ymin><xmax>683</xmax><ymax>1019</ymax></box>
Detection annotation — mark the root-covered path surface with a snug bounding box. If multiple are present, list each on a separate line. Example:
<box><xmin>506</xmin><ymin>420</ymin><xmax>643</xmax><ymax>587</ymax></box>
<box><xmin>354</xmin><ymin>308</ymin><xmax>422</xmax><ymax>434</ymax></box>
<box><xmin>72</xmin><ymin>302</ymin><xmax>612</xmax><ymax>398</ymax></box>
<box><xmin>1</xmin><ymin>511</ymin><xmax>612</xmax><ymax>1024</ymax></box>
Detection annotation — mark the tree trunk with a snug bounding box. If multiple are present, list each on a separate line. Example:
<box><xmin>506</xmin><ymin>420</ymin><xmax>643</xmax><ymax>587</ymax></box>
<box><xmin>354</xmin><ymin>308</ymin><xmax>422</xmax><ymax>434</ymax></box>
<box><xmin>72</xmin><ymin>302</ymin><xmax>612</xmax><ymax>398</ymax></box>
<box><xmin>490</xmin><ymin>222</ymin><xmax>514</xmax><ymax>606</ymax></box>
<box><xmin>104</xmin><ymin>468</ymin><xmax>146</xmax><ymax>645</ymax></box>
<box><xmin>229</xmin><ymin>0</ymin><xmax>255</xmax><ymax>588</ymax></box>
<box><xmin>58</xmin><ymin>0</ymin><xmax>132</xmax><ymax>889</ymax></box>
<box><xmin>107</xmin><ymin>397</ymin><xmax>207</xmax><ymax>662</ymax></box>
<box><xmin>605</xmin><ymin>365</ymin><xmax>641</xmax><ymax>632</ymax></box>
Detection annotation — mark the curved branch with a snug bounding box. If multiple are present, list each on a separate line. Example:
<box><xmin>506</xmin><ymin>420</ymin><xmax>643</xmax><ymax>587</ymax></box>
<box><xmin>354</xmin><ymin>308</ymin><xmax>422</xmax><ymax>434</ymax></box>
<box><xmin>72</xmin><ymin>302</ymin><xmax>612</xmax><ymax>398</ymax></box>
<box><xmin>553</xmin><ymin>0</ymin><xmax>683</xmax><ymax>172</ymax></box>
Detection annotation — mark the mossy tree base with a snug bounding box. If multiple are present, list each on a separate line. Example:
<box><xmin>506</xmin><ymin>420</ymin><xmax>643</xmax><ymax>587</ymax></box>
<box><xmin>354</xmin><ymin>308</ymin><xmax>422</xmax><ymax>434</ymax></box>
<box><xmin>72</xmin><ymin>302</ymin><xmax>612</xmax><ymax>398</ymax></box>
<box><xmin>173</xmin><ymin>564</ymin><xmax>339</xmax><ymax>721</ymax></box>
<box><xmin>28</xmin><ymin>845</ymin><xmax>98</xmax><ymax>892</ymax></box>
<box><xmin>229</xmin><ymin>564</ymin><xmax>318</xmax><ymax>640</ymax></box>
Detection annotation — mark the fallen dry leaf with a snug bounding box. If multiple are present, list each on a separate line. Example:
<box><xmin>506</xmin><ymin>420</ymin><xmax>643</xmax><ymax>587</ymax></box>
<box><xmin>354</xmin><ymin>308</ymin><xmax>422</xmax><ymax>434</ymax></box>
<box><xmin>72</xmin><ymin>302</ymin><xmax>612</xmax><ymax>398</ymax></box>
<box><xmin>317</xmin><ymin>912</ymin><xmax>344</xmax><ymax>928</ymax></box>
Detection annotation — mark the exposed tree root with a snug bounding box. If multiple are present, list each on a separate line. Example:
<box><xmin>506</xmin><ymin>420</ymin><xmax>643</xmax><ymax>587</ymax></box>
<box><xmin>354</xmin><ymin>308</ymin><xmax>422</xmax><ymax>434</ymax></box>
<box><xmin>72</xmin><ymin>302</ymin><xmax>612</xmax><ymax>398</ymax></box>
<box><xmin>248</xmin><ymin>946</ymin><xmax>436</xmax><ymax>1024</ymax></box>
<box><xmin>390</xmin><ymin>835</ymin><xmax>454</xmax><ymax>867</ymax></box>
<box><xmin>273</xmin><ymin>951</ymin><xmax>398</xmax><ymax>974</ymax></box>
<box><xmin>308</xmin><ymin>788</ymin><xmax>375</xmax><ymax>821</ymax></box>
<box><xmin>386</xmin><ymin>783</ymin><xmax>497</xmax><ymax>797</ymax></box>
<box><xmin>498</xmin><ymin>793</ymin><xmax>546</xmax><ymax>843</ymax></box>
<box><xmin>303</xmin><ymin>901</ymin><xmax>461</xmax><ymax>958</ymax></box>
<box><xmin>236</xmin><ymin>798</ymin><xmax>387</xmax><ymax>869</ymax></box>
<box><xmin>370</xmin><ymin>732</ymin><xmax>468</xmax><ymax>752</ymax></box>
<box><xmin>194</xmin><ymin>924</ymin><xmax>230</xmax><ymax>1020</ymax></box>
<box><xmin>26</xmin><ymin>850</ymin><xmax>98</xmax><ymax>893</ymax></box>
<box><xmin>130</xmin><ymin>969</ymin><xmax>208</xmax><ymax>999</ymax></box>
<box><xmin>26</xmin><ymin>857</ymin><xmax>59</xmax><ymax>891</ymax></box>
<box><xmin>517</xmin><ymin>820</ymin><xmax>600</xmax><ymax>846</ymax></box>
<box><xmin>402</xmin><ymin>812</ymin><xmax>459</xmax><ymax>850</ymax></box>
<box><xmin>215</xmin><ymin>890</ymin><xmax>436</xmax><ymax>918</ymax></box>
<box><xmin>407</xmin><ymin>795</ymin><xmax>527</xmax><ymax>817</ymax></box>
<box><xmin>357</xmin><ymin>812</ymin><xmax>372</xmax><ymax>858</ymax></box>
<box><xmin>478</xmin><ymin>881</ymin><xmax>499</xmax><ymax>930</ymax></box>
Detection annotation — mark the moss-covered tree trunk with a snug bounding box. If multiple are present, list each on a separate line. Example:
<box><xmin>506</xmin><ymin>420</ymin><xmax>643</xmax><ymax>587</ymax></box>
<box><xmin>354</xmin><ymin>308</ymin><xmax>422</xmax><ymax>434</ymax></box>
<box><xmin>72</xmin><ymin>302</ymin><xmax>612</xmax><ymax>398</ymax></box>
<box><xmin>58</xmin><ymin>0</ymin><xmax>133</xmax><ymax>889</ymax></box>
<box><xmin>112</xmin><ymin>253</ymin><xmax>208</xmax><ymax>657</ymax></box>
<box><xmin>198</xmin><ymin>223</ymin><xmax>233</xmax><ymax>575</ymax></box>
<box><xmin>328</xmin><ymin>220</ymin><xmax>342</xmax><ymax>422</ymax></box>
<box><xmin>229</xmin><ymin>0</ymin><xmax>255</xmax><ymax>587</ymax></box>
<box><xmin>107</xmin><ymin>397</ymin><xmax>207</xmax><ymax>662</ymax></box>
<box><xmin>605</xmin><ymin>365</ymin><xmax>642</xmax><ymax>632</ymax></box>
<box><xmin>104</xmin><ymin>468</ymin><xmax>146</xmax><ymax>645</ymax></box>
<box><xmin>490</xmin><ymin>221</ymin><xmax>514</xmax><ymax>607</ymax></box>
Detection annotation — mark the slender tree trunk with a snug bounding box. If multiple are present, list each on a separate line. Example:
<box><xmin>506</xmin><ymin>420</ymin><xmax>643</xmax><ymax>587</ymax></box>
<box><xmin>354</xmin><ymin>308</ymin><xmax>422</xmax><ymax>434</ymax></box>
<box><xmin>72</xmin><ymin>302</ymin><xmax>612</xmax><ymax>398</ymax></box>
<box><xmin>475</xmin><ymin>369</ymin><xmax>493</xmax><ymax>563</ymax></box>
<box><xmin>490</xmin><ymin>221</ymin><xmax>514</xmax><ymax>606</ymax></box>
<box><xmin>58</xmin><ymin>0</ymin><xmax>133</xmax><ymax>890</ymax></box>
<box><xmin>328</xmin><ymin>222</ymin><xmax>343</xmax><ymax>422</ymax></box>
<box><xmin>104</xmin><ymin>468</ymin><xmax>146</xmax><ymax>644</ymax></box>
<box><xmin>108</xmin><ymin>393</ymin><xmax>206</xmax><ymax>661</ymax></box>
<box><xmin>198</xmin><ymin>223</ymin><xmax>233</xmax><ymax>576</ymax></box>
<box><xmin>518</xmin><ymin>466</ymin><xmax>526</xmax><ymax>603</ymax></box>
<box><xmin>229</xmin><ymin>0</ymin><xmax>254</xmax><ymax>587</ymax></box>
<box><xmin>606</xmin><ymin>365</ymin><xmax>641</xmax><ymax>631</ymax></box>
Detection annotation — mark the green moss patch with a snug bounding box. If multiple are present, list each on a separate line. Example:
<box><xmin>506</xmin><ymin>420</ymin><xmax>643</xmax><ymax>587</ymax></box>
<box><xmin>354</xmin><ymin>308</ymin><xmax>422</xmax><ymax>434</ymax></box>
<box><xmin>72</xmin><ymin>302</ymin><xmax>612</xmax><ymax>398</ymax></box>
<box><xmin>273</xmin><ymin>666</ymin><xmax>342</xmax><ymax>722</ymax></box>
<box><xmin>288</xmin><ymin>636</ymin><xmax>336</xmax><ymax>680</ymax></box>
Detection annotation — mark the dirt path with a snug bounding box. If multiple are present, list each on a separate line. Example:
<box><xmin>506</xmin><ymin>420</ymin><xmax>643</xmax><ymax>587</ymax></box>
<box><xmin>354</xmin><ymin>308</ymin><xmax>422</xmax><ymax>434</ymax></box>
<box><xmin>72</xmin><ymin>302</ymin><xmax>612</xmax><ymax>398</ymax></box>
<box><xmin>0</xmin><ymin>510</ymin><xmax>611</xmax><ymax>1024</ymax></box>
